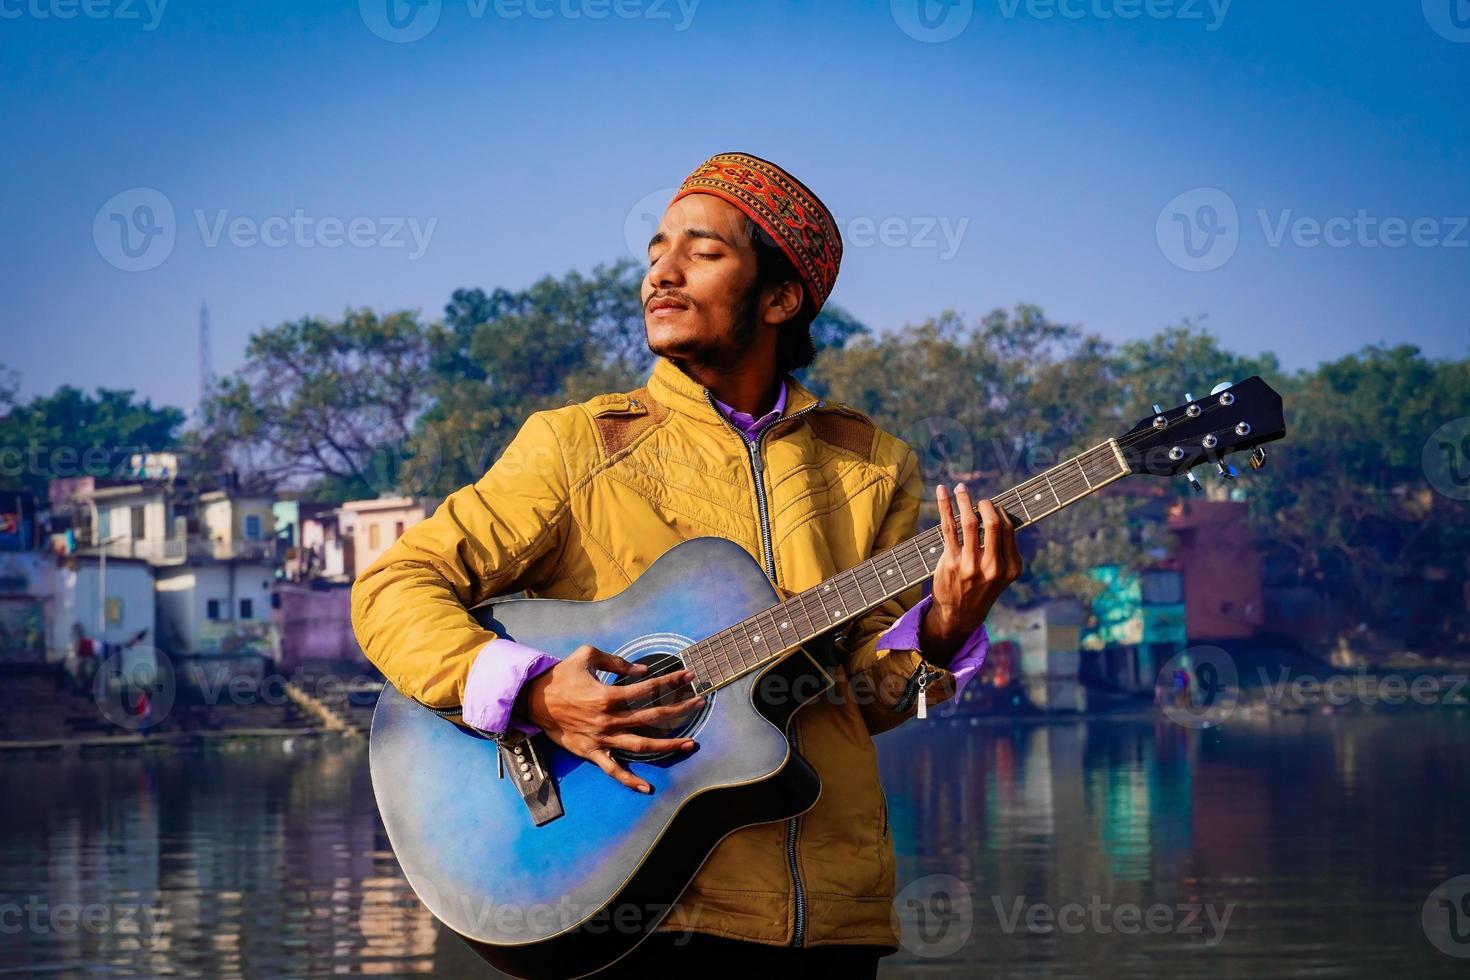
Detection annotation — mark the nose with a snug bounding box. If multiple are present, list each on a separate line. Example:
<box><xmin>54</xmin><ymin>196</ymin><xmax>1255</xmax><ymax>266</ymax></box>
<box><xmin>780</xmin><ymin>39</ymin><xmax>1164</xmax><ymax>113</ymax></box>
<box><xmin>646</xmin><ymin>248</ymin><xmax>686</xmax><ymax>294</ymax></box>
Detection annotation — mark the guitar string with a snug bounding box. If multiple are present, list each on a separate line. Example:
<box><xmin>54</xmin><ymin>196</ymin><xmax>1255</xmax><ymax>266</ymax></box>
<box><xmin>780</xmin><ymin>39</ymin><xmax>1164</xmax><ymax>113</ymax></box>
<box><xmin>593</xmin><ymin>396</ymin><xmax>1248</xmax><ymax>718</ymax></box>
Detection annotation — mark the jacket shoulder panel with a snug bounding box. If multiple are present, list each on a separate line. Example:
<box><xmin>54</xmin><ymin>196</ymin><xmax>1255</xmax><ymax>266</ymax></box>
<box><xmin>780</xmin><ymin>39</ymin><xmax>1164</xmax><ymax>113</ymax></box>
<box><xmin>538</xmin><ymin>386</ymin><xmax>673</xmax><ymax>483</ymax></box>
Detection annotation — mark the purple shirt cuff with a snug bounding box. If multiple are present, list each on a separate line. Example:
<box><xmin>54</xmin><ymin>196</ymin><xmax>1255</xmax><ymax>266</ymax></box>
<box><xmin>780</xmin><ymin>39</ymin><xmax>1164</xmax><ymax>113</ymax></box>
<box><xmin>462</xmin><ymin>638</ymin><xmax>560</xmax><ymax>736</ymax></box>
<box><xmin>875</xmin><ymin>594</ymin><xmax>989</xmax><ymax>698</ymax></box>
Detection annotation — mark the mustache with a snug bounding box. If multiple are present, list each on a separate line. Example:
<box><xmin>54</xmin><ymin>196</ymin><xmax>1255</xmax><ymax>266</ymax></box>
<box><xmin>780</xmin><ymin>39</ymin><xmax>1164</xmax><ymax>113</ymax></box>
<box><xmin>645</xmin><ymin>290</ymin><xmax>694</xmax><ymax>310</ymax></box>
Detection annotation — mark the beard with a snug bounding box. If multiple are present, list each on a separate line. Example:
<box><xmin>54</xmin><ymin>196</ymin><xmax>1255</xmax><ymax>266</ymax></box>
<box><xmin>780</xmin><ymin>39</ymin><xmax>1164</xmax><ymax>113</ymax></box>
<box><xmin>644</xmin><ymin>282</ymin><xmax>762</xmax><ymax>370</ymax></box>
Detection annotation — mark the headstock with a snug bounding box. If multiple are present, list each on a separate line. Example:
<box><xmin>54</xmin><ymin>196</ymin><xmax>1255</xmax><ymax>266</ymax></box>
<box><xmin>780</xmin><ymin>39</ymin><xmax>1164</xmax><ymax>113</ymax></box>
<box><xmin>1117</xmin><ymin>376</ymin><xmax>1285</xmax><ymax>486</ymax></box>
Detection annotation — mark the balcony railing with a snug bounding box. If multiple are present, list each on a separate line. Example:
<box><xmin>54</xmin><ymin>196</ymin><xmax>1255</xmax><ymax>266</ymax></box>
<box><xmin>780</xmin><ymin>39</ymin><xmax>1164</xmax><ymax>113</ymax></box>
<box><xmin>82</xmin><ymin>536</ymin><xmax>277</xmax><ymax>564</ymax></box>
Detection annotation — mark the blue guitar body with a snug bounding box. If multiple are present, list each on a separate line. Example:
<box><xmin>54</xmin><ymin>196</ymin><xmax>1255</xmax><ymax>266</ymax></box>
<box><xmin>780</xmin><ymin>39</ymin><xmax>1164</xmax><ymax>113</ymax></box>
<box><xmin>369</xmin><ymin>536</ymin><xmax>832</xmax><ymax>979</ymax></box>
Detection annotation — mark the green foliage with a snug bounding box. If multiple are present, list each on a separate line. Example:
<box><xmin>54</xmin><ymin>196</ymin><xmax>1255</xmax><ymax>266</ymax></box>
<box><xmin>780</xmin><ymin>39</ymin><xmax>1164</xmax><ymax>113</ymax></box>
<box><xmin>419</xmin><ymin>259</ymin><xmax>869</xmax><ymax>495</ymax></box>
<box><xmin>0</xmin><ymin>383</ymin><xmax>184</xmax><ymax>495</ymax></box>
<box><xmin>1246</xmin><ymin>345</ymin><xmax>1470</xmax><ymax>647</ymax></box>
<box><xmin>202</xmin><ymin>309</ymin><xmax>435</xmax><ymax>499</ymax></box>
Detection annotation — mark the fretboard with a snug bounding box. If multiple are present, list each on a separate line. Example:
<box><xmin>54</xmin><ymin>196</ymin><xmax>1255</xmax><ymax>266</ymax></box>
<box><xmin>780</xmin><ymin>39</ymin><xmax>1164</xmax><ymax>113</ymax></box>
<box><xmin>687</xmin><ymin>438</ymin><xmax>1130</xmax><ymax>693</ymax></box>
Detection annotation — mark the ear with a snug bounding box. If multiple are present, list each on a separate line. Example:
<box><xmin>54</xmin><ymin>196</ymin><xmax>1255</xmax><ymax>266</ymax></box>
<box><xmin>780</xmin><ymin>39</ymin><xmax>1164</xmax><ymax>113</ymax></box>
<box><xmin>761</xmin><ymin>280</ymin><xmax>806</xmax><ymax>328</ymax></box>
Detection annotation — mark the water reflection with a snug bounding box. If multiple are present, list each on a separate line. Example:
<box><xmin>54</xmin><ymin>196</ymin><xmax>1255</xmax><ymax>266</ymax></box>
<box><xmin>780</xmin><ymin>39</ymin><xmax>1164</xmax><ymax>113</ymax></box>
<box><xmin>0</xmin><ymin>714</ymin><xmax>1466</xmax><ymax>978</ymax></box>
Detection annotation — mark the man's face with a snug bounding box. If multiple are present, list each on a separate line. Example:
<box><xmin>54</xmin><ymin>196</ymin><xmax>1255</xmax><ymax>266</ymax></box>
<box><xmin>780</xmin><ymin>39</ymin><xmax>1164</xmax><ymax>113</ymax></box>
<box><xmin>642</xmin><ymin>194</ymin><xmax>776</xmax><ymax>366</ymax></box>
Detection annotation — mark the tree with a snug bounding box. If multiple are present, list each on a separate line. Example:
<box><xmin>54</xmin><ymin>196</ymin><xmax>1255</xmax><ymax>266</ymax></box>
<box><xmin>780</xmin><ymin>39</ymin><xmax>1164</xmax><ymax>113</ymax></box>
<box><xmin>1246</xmin><ymin>344</ymin><xmax>1470</xmax><ymax>649</ymax></box>
<box><xmin>808</xmin><ymin>306</ymin><xmax>1143</xmax><ymax>604</ymax></box>
<box><xmin>203</xmin><ymin>310</ymin><xmax>436</xmax><ymax>499</ymax></box>
<box><xmin>0</xmin><ymin>384</ymin><xmax>185</xmax><ymax>496</ymax></box>
<box><xmin>420</xmin><ymin>259</ymin><xmax>870</xmax><ymax>495</ymax></box>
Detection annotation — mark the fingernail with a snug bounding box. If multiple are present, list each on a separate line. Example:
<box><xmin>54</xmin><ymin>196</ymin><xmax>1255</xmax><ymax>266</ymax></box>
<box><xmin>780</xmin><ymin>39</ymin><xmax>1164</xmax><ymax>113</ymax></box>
<box><xmin>682</xmin><ymin>740</ymin><xmax>696</xmax><ymax>751</ymax></box>
<box><xmin>638</xmin><ymin>784</ymin><xmax>653</xmax><ymax>794</ymax></box>
<box><xmin>955</xmin><ymin>483</ymin><xmax>967</xmax><ymax>493</ymax></box>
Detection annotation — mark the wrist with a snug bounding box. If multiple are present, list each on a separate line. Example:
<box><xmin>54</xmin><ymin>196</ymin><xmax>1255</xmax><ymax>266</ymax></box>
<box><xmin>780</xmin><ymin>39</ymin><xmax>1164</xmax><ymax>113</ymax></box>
<box><xmin>926</xmin><ymin>600</ymin><xmax>983</xmax><ymax>642</ymax></box>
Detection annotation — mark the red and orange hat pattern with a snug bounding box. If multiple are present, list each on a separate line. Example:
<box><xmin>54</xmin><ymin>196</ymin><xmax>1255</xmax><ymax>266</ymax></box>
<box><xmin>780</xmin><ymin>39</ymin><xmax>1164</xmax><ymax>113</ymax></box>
<box><xmin>670</xmin><ymin>152</ymin><xmax>842</xmax><ymax>312</ymax></box>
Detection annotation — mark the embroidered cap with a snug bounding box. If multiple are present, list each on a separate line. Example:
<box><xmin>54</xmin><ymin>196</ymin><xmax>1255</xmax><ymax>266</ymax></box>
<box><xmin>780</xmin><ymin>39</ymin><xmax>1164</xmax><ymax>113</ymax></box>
<box><xmin>670</xmin><ymin>151</ymin><xmax>842</xmax><ymax>312</ymax></box>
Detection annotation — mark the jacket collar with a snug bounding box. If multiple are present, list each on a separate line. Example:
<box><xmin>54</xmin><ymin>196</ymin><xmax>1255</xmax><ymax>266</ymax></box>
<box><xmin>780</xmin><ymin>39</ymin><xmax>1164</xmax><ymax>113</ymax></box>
<box><xmin>645</xmin><ymin>356</ymin><xmax>822</xmax><ymax>428</ymax></box>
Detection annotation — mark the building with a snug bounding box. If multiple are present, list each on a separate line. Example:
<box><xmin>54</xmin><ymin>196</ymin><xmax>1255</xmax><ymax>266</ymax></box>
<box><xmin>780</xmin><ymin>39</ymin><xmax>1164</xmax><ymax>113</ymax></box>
<box><xmin>61</xmin><ymin>469</ymin><xmax>279</xmax><ymax>667</ymax></box>
<box><xmin>1082</xmin><ymin>565</ymin><xmax>1189</xmax><ymax>692</ymax></box>
<box><xmin>48</xmin><ymin>554</ymin><xmax>156</xmax><ymax>677</ymax></box>
<box><xmin>274</xmin><ymin>501</ymin><xmax>353</xmax><ymax>582</ymax></box>
<box><xmin>1166</xmin><ymin>498</ymin><xmax>1265</xmax><ymax>641</ymax></box>
<box><xmin>341</xmin><ymin>496</ymin><xmax>440</xmax><ymax>574</ymax></box>
<box><xmin>985</xmin><ymin>600</ymin><xmax>1088</xmax><ymax>713</ymax></box>
<box><xmin>153</xmin><ymin>491</ymin><xmax>276</xmax><ymax>659</ymax></box>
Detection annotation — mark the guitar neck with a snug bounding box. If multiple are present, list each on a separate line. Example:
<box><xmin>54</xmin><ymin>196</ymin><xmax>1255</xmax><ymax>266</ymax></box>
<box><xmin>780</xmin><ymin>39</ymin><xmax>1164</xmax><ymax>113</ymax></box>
<box><xmin>687</xmin><ymin>438</ymin><xmax>1133</xmax><ymax>693</ymax></box>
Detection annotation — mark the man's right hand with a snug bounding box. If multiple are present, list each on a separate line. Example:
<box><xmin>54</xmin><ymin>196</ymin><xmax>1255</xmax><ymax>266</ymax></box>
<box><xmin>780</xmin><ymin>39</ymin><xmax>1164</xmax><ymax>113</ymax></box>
<box><xmin>517</xmin><ymin>644</ymin><xmax>705</xmax><ymax>794</ymax></box>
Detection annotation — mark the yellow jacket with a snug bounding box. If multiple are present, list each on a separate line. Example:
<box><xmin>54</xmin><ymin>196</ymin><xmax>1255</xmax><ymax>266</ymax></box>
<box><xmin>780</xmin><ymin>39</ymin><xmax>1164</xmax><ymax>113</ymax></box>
<box><xmin>351</xmin><ymin>355</ymin><xmax>957</xmax><ymax>949</ymax></box>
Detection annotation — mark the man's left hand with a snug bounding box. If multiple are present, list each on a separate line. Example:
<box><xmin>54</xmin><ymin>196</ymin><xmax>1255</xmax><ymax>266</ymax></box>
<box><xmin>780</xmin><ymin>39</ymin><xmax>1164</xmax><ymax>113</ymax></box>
<box><xmin>928</xmin><ymin>483</ymin><xmax>1023</xmax><ymax>644</ymax></box>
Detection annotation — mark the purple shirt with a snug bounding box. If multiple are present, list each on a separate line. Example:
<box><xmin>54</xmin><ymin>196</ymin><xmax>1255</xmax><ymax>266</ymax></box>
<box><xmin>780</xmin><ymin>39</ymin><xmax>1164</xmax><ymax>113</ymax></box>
<box><xmin>460</xmin><ymin>380</ymin><xmax>990</xmax><ymax>736</ymax></box>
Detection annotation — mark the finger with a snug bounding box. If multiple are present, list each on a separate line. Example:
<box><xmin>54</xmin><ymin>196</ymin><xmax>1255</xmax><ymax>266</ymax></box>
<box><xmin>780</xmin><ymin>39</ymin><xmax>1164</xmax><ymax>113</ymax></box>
<box><xmin>604</xmin><ymin>667</ymin><xmax>696</xmax><ymax>708</ymax></box>
<box><xmin>936</xmin><ymin>484</ymin><xmax>959</xmax><ymax>559</ymax></box>
<box><xmin>586</xmin><ymin>747</ymin><xmax>652</xmax><ymax>794</ymax></box>
<box><xmin>615</xmin><ymin>692</ymin><xmax>708</xmax><ymax>730</ymax></box>
<box><xmin>1000</xmin><ymin>508</ymin><xmax>1023</xmax><ymax>578</ymax></box>
<box><xmin>999</xmin><ymin>511</ymin><xmax>1023</xmax><ymax>578</ymax></box>
<box><xmin>602</xmin><ymin>732</ymin><xmax>699</xmax><ymax>755</ymax></box>
<box><xmin>586</xmin><ymin>649</ymin><xmax>649</xmax><ymax>678</ymax></box>
<box><xmin>956</xmin><ymin>484</ymin><xmax>980</xmax><ymax>566</ymax></box>
<box><xmin>977</xmin><ymin>497</ymin><xmax>1000</xmax><ymax>573</ymax></box>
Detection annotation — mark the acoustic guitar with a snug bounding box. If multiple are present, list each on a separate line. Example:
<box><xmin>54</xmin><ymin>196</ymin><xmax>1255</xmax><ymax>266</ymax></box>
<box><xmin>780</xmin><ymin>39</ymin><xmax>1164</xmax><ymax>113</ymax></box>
<box><xmin>370</xmin><ymin>378</ymin><xmax>1285</xmax><ymax>978</ymax></box>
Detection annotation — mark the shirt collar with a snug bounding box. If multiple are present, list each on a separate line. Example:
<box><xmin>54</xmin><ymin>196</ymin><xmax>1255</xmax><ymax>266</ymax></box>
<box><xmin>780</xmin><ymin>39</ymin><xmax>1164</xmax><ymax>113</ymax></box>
<box><xmin>712</xmin><ymin>379</ymin><xmax>787</xmax><ymax>442</ymax></box>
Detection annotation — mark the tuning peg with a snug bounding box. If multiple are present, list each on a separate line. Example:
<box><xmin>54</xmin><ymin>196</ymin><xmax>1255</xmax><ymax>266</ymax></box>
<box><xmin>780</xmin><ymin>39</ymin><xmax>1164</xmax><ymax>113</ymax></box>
<box><xmin>1216</xmin><ymin>460</ymin><xmax>1236</xmax><ymax>480</ymax></box>
<box><xmin>1183</xmin><ymin>468</ymin><xmax>1203</xmax><ymax>493</ymax></box>
<box><xmin>1152</xmin><ymin>403</ymin><xmax>1163</xmax><ymax>415</ymax></box>
<box><xmin>1249</xmin><ymin>447</ymin><xmax>1268</xmax><ymax>470</ymax></box>
<box><xmin>1209</xmin><ymin>380</ymin><xmax>1234</xmax><ymax>395</ymax></box>
<box><xmin>1183</xmin><ymin>392</ymin><xmax>1194</xmax><ymax>403</ymax></box>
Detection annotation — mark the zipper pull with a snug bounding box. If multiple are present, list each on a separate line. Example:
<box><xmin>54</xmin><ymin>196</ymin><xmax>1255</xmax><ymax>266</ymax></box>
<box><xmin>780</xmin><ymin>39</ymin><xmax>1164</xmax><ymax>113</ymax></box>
<box><xmin>916</xmin><ymin>659</ymin><xmax>930</xmax><ymax>719</ymax></box>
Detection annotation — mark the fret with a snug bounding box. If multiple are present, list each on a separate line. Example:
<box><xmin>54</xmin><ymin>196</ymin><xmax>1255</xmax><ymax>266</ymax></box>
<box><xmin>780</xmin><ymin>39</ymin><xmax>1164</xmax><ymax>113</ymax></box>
<box><xmin>862</xmin><ymin>559</ymin><xmax>892</xmax><ymax>606</ymax></box>
<box><xmin>1043</xmin><ymin>472</ymin><xmax>1062</xmax><ymax>508</ymax></box>
<box><xmin>745</xmin><ymin>610</ymin><xmax>775</xmax><ymax>661</ymax></box>
<box><xmin>818</xmin><ymin>576</ymin><xmax>846</xmax><ymax>624</ymax></box>
<box><xmin>1076</xmin><ymin>457</ymin><xmax>1094</xmax><ymax>490</ymax></box>
<box><xmin>768</xmin><ymin>603</ymin><xmax>800</xmax><ymax>648</ymax></box>
<box><xmin>847</xmin><ymin>565</ymin><xmax>873</xmax><ymax>607</ymax></box>
<box><xmin>885</xmin><ymin>546</ymin><xmax>912</xmax><ymax>588</ymax></box>
<box><xmin>870</xmin><ymin>551</ymin><xmax>903</xmax><ymax>595</ymax></box>
<box><xmin>997</xmin><ymin>491</ymin><xmax>1025</xmax><ymax>529</ymax></box>
<box><xmin>793</xmin><ymin>589</ymin><xmax>823</xmax><ymax>637</ymax></box>
<box><xmin>1014</xmin><ymin>489</ymin><xmax>1033</xmax><ymax>522</ymax></box>
<box><xmin>732</xmin><ymin>620</ymin><xmax>758</xmax><ymax>667</ymax></box>
<box><xmin>707</xmin><ymin>634</ymin><xmax>735</xmax><ymax>682</ymax></box>
<box><xmin>794</xmin><ymin>592</ymin><xmax>822</xmax><ymax>637</ymax></box>
<box><xmin>911</xmin><ymin>534</ymin><xmax>937</xmax><ymax>577</ymax></box>
<box><xmin>721</xmin><ymin>622</ymin><xmax>745</xmax><ymax>671</ymax></box>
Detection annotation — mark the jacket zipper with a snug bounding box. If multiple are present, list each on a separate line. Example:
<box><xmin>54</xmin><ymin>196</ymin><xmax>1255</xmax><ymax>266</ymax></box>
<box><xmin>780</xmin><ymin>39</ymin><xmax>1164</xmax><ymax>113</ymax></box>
<box><xmin>704</xmin><ymin>388</ymin><xmax>821</xmax><ymax>948</ymax></box>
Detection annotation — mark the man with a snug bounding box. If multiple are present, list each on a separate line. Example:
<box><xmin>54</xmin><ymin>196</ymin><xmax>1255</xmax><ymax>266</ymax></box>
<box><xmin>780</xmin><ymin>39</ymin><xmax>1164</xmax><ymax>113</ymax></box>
<box><xmin>351</xmin><ymin>151</ymin><xmax>1021</xmax><ymax>975</ymax></box>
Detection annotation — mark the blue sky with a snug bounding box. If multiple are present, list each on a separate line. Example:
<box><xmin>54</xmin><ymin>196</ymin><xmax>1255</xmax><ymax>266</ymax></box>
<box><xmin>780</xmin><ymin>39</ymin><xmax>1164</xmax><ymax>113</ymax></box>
<box><xmin>3</xmin><ymin>0</ymin><xmax>1467</xmax><ymax>412</ymax></box>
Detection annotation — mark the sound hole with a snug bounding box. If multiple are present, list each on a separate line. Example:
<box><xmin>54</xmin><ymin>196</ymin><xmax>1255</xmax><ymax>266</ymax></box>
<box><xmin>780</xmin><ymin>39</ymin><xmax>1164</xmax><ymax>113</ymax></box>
<box><xmin>608</xmin><ymin>651</ymin><xmax>710</xmax><ymax>762</ymax></box>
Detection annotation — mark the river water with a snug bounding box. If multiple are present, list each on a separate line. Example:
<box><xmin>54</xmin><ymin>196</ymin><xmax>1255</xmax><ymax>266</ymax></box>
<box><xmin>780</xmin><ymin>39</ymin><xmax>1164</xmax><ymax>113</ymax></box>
<box><xmin>1</xmin><ymin>713</ymin><xmax>1466</xmax><ymax>978</ymax></box>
